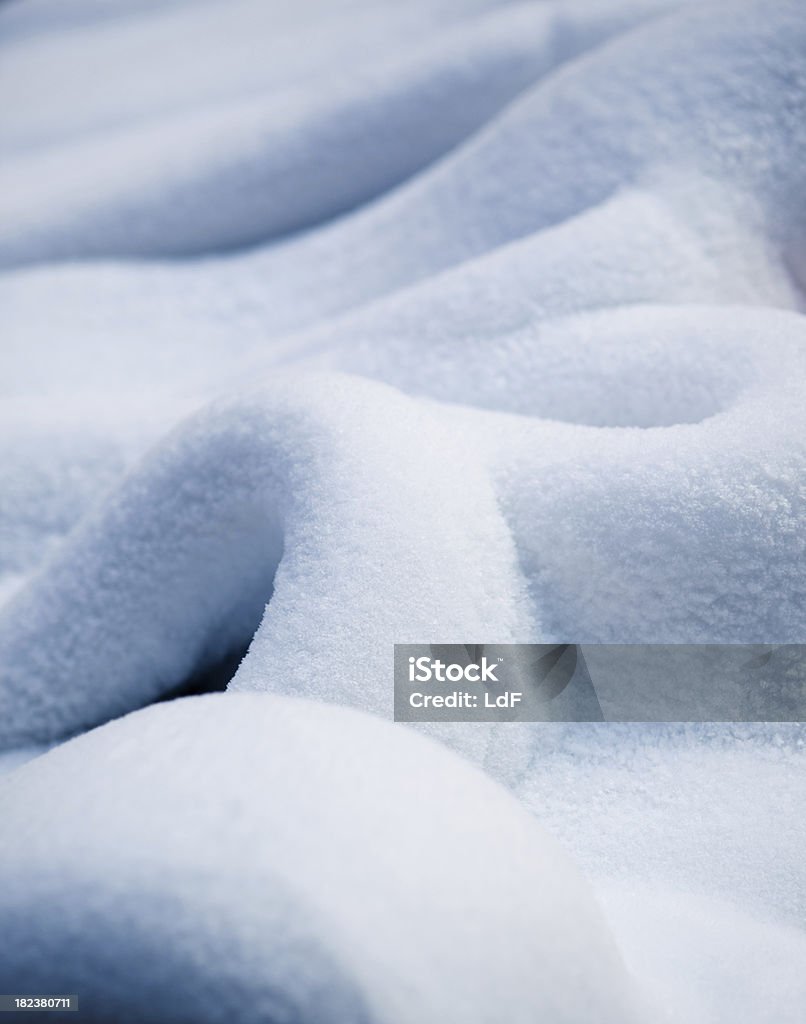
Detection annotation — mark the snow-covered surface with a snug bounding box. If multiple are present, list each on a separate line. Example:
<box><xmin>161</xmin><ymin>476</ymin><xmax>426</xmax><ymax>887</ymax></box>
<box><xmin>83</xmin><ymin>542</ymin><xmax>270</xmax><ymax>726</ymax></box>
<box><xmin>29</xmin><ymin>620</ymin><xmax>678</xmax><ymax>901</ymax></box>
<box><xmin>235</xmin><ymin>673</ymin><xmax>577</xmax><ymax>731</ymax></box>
<box><xmin>3</xmin><ymin>309</ymin><xmax>805</xmax><ymax>751</ymax></box>
<box><xmin>518</xmin><ymin>722</ymin><xmax>806</xmax><ymax>1022</ymax></box>
<box><xmin>2</xmin><ymin>1</ymin><xmax>690</xmax><ymax>265</ymax></box>
<box><xmin>1</xmin><ymin>0</ymin><xmax>805</xmax><ymax>1019</ymax></box>
<box><xmin>0</xmin><ymin>695</ymin><xmax>647</xmax><ymax>1023</ymax></box>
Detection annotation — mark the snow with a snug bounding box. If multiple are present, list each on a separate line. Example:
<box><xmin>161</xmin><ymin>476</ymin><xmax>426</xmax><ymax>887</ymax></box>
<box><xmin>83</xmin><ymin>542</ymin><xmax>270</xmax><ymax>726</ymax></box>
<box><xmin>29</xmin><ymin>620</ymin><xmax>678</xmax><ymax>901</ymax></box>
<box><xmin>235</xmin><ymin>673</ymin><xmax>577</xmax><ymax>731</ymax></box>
<box><xmin>0</xmin><ymin>694</ymin><xmax>647</xmax><ymax>1024</ymax></box>
<box><xmin>3</xmin><ymin>308</ymin><xmax>805</xmax><ymax>750</ymax></box>
<box><xmin>0</xmin><ymin>0</ymin><xmax>509</xmax><ymax>152</ymax></box>
<box><xmin>1</xmin><ymin>0</ymin><xmax>805</xmax><ymax>1019</ymax></box>
<box><xmin>517</xmin><ymin>722</ymin><xmax>806</xmax><ymax>1022</ymax></box>
<box><xmin>0</xmin><ymin>1</ymin><xmax>685</xmax><ymax>266</ymax></box>
<box><xmin>602</xmin><ymin>883</ymin><xmax>806</xmax><ymax>1024</ymax></box>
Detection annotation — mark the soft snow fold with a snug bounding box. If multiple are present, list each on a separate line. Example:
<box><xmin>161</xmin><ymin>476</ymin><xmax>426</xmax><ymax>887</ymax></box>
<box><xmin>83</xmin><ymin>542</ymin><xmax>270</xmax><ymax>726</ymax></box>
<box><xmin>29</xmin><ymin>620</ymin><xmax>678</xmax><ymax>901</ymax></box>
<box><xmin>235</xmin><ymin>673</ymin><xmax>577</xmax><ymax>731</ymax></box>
<box><xmin>0</xmin><ymin>2</ymin><xmax>686</xmax><ymax>265</ymax></box>
<box><xmin>2</xmin><ymin>308</ymin><xmax>804</xmax><ymax>751</ymax></box>
<box><xmin>517</xmin><ymin>721</ymin><xmax>806</xmax><ymax>1021</ymax></box>
<box><xmin>0</xmin><ymin>0</ymin><xmax>511</xmax><ymax>152</ymax></box>
<box><xmin>0</xmin><ymin>694</ymin><xmax>646</xmax><ymax>1024</ymax></box>
<box><xmin>601</xmin><ymin>883</ymin><xmax>806</xmax><ymax>1024</ymax></box>
<box><xmin>1</xmin><ymin>0</ymin><xmax>805</xmax><ymax>1021</ymax></box>
<box><xmin>0</xmin><ymin>376</ymin><xmax>534</xmax><ymax>767</ymax></box>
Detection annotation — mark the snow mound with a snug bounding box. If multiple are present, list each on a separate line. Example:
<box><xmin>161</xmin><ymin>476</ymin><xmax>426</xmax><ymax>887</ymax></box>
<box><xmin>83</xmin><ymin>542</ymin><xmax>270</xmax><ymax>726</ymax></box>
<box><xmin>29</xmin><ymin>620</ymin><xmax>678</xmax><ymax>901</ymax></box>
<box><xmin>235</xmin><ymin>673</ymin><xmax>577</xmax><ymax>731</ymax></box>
<box><xmin>515</xmin><ymin>722</ymin><xmax>806</xmax><ymax>1022</ymax></box>
<box><xmin>516</xmin><ymin>722</ymin><xmax>806</xmax><ymax>927</ymax></box>
<box><xmin>0</xmin><ymin>694</ymin><xmax>645</xmax><ymax>1024</ymax></box>
<box><xmin>0</xmin><ymin>376</ymin><xmax>535</xmax><ymax>764</ymax></box>
<box><xmin>1</xmin><ymin>0</ymin><xmax>803</xmax><ymax>527</ymax></box>
<box><xmin>0</xmin><ymin>0</ymin><xmax>509</xmax><ymax>152</ymax></box>
<box><xmin>3</xmin><ymin>307</ymin><xmax>805</xmax><ymax>753</ymax></box>
<box><xmin>0</xmin><ymin>1</ymin><xmax>680</xmax><ymax>266</ymax></box>
<box><xmin>602</xmin><ymin>883</ymin><xmax>806</xmax><ymax>1024</ymax></box>
<box><xmin>2</xmin><ymin>2</ymin><xmax>806</xmax><ymax>1019</ymax></box>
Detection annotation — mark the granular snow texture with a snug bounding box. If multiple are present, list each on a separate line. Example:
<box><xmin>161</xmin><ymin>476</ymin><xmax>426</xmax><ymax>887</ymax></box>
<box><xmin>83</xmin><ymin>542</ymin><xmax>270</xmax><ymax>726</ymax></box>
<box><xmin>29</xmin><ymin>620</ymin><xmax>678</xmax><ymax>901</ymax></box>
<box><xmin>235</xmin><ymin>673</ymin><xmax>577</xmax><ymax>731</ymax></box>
<box><xmin>1</xmin><ymin>0</ymin><xmax>805</xmax><ymax>1020</ymax></box>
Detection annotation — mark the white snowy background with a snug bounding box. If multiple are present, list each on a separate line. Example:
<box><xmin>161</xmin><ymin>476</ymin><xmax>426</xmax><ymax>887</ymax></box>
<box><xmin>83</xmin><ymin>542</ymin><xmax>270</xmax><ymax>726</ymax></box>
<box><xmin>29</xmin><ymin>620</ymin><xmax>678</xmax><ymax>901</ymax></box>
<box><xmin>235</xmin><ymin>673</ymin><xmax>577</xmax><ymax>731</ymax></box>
<box><xmin>0</xmin><ymin>0</ymin><xmax>805</xmax><ymax>1020</ymax></box>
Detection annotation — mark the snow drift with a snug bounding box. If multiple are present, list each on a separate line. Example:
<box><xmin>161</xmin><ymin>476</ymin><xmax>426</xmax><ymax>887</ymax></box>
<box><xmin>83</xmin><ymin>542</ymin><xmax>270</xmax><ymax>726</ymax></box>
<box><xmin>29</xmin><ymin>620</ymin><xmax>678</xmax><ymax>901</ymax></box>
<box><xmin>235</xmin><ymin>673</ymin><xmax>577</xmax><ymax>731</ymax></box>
<box><xmin>2</xmin><ymin>307</ymin><xmax>805</xmax><ymax>753</ymax></box>
<box><xmin>1</xmin><ymin>0</ymin><xmax>805</xmax><ymax>1020</ymax></box>
<box><xmin>0</xmin><ymin>694</ymin><xmax>646</xmax><ymax>1024</ymax></box>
